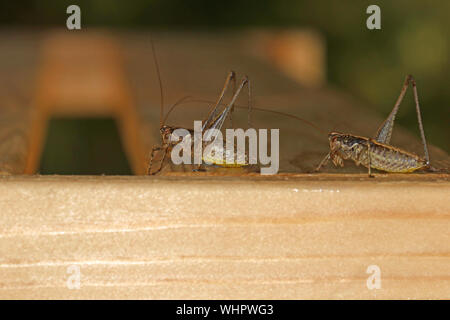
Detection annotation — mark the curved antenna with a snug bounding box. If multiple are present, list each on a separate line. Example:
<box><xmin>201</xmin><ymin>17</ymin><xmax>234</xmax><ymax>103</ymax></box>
<box><xmin>180</xmin><ymin>98</ymin><xmax>327</xmax><ymax>135</ymax></box>
<box><xmin>162</xmin><ymin>95</ymin><xmax>194</xmax><ymax>125</ymax></box>
<box><xmin>150</xmin><ymin>37</ymin><xmax>164</xmax><ymax>128</ymax></box>
<box><xmin>243</xmin><ymin>105</ymin><xmax>326</xmax><ymax>135</ymax></box>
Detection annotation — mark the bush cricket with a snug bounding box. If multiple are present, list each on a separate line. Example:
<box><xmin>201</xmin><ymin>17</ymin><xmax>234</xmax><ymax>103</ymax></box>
<box><xmin>182</xmin><ymin>74</ymin><xmax>438</xmax><ymax>177</ymax></box>
<box><xmin>147</xmin><ymin>40</ymin><xmax>252</xmax><ymax>175</ymax></box>
<box><xmin>315</xmin><ymin>75</ymin><xmax>433</xmax><ymax>176</ymax></box>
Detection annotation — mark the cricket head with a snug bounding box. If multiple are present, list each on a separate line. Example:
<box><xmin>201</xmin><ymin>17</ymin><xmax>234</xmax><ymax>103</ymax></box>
<box><xmin>328</xmin><ymin>132</ymin><xmax>365</xmax><ymax>166</ymax></box>
<box><xmin>160</xmin><ymin>125</ymin><xmax>175</xmax><ymax>144</ymax></box>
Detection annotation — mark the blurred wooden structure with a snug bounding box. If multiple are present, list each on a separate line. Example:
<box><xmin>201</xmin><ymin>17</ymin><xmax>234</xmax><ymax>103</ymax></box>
<box><xmin>0</xmin><ymin>30</ymin><xmax>448</xmax><ymax>299</ymax></box>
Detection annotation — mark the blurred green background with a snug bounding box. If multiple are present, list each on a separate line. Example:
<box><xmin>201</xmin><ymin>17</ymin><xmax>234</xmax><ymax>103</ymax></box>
<box><xmin>39</xmin><ymin>118</ymin><xmax>132</xmax><ymax>175</ymax></box>
<box><xmin>1</xmin><ymin>0</ymin><xmax>448</xmax><ymax>158</ymax></box>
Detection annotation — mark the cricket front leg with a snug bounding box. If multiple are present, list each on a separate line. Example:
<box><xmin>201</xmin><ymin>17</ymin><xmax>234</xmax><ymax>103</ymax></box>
<box><xmin>147</xmin><ymin>145</ymin><xmax>162</xmax><ymax>175</ymax></box>
<box><xmin>149</xmin><ymin>145</ymin><xmax>169</xmax><ymax>175</ymax></box>
<box><xmin>315</xmin><ymin>152</ymin><xmax>331</xmax><ymax>172</ymax></box>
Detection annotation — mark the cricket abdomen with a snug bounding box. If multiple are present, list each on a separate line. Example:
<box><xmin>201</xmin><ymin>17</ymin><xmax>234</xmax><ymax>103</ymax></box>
<box><xmin>355</xmin><ymin>141</ymin><xmax>428</xmax><ymax>173</ymax></box>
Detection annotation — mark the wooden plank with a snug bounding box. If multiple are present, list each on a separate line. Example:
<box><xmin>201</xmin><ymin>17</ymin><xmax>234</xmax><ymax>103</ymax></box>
<box><xmin>27</xmin><ymin>31</ymin><xmax>146</xmax><ymax>175</ymax></box>
<box><xmin>0</xmin><ymin>175</ymin><xmax>449</xmax><ymax>299</ymax></box>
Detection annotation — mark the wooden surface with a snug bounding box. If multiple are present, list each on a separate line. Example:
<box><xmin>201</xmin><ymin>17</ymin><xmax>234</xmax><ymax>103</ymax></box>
<box><xmin>0</xmin><ymin>30</ymin><xmax>449</xmax><ymax>300</ymax></box>
<box><xmin>28</xmin><ymin>32</ymin><xmax>147</xmax><ymax>175</ymax></box>
<box><xmin>0</xmin><ymin>174</ymin><xmax>449</xmax><ymax>299</ymax></box>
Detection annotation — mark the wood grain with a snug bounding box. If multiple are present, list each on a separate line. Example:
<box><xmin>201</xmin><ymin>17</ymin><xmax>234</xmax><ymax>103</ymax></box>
<box><xmin>0</xmin><ymin>175</ymin><xmax>449</xmax><ymax>299</ymax></box>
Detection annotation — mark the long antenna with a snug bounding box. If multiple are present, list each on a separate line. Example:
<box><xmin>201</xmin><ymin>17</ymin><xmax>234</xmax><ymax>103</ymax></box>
<box><xmin>150</xmin><ymin>36</ymin><xmax>164</xmax><ymax>128</ymax></box>
<box><xmin>248</xmin><ymin>105</ymin><xmax>326</xmax><ymax>134</ymax></box>
<box><xmin>168</xmin><ymin>97</ymin><xmax>327</xmax><ymax>135</ymax></box>
<box><xmin>162</xmin><ymin>95</ymin><xmax>194</xmax><ymax>125</ymax></box>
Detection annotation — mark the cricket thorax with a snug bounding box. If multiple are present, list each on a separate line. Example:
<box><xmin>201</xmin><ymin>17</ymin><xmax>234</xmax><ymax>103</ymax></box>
<box><xmin>328</xmin><ymin>132</ymin><xmax>366</xmax><ymax>167</ymax></box>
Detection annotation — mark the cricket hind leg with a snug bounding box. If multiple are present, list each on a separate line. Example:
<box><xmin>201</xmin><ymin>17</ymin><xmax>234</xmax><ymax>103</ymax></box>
<box><xmin>227</xmin><ymin>74</ymin><xmax>253</xmax><ymax>130</ymax></box>
<box><xmin>410</xmin><ymin>76</ymin><xmax>430</xmax><ymax>165</ymax></box>
<box><xmin>203</xmin><ymin>71</ymin><xmax>236</xmax><ymax>131</ymax></box>
<box><xmin>374</xmin><ymin>75</ymin><xmax>411</xmax><ymax>144</ymax></box>
<box><xmin>247</xmin><ymin>78</ymin><xmax>253</xmax><ymax>128</ymax></box>
<box><xmin>230</xmin><ymin>75</ymin><xmax>253</xmax><ymax>128</ymax></box>
<box><xmin>374</xmin><ymin>75</ymin><xmax>430</xmax><ymax>166</ymax></box>
<box><xmin>195</xmin><ymin>77</ymin><xmax>250</xmax><ymax>171</ymax></box>
<box><xmin>228</xmin><ymin>73</ymin><xmax>237</xmax><ymax>128</ymax></box>
<box><xmin>205</xmin><ymin>76</ymin><xmax>250</xmax><ymax>137</ymax></box>
<box><xmin>425</xmin><ymin>165</ymin><xmax>441</xmax><ymax>173</ymax></box>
